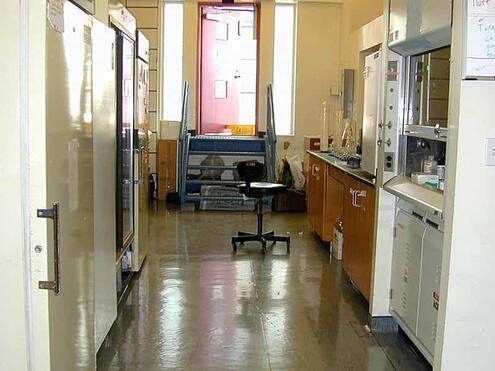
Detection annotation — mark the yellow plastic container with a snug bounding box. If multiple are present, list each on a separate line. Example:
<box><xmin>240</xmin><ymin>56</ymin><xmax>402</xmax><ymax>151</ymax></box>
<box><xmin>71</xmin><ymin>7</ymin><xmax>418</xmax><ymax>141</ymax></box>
<box><xmin>225</xmin><ymin>124</ymin><xmax>256</xmax><ymax>136</ymax></box>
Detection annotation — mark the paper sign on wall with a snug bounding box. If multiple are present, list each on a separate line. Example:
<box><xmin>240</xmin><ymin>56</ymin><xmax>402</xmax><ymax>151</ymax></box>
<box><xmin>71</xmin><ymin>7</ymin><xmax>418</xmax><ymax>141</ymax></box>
<box><xmin>464</xmin><ymin>1</ymin><xmax>495</xmax><ymax>78</ymax></box>
<box><xmin>47</xmin><ymin>0</ymin><xmax>64</xmax><ymax>33</ymax></box>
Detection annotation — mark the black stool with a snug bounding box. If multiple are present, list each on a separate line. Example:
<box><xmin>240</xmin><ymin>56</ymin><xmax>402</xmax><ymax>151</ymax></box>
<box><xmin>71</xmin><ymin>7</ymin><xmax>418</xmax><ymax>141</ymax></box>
<box><xmin>232</xmin><ymin>161</ymin><xmax>290</xmax><ymax>254</ymax></box>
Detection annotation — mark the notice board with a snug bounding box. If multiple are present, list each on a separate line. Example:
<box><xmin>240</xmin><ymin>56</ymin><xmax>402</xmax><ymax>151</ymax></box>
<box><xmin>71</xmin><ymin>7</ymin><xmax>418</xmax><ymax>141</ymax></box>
<box><xmin>464</xmin><ymin>1</ymin><xmax>495</xmax><ymax>78</ymax></box>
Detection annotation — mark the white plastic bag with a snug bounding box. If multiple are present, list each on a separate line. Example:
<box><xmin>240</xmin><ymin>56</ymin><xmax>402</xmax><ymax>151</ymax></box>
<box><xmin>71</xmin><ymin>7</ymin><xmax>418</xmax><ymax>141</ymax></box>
<box><xmin>287</xmin><ymin>155</ymin><xmax>305</xmax><ymax>191</ymax></box>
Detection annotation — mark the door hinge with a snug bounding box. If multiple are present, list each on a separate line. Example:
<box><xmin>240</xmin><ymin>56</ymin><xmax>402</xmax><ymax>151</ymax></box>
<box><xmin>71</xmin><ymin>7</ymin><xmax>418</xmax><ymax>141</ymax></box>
<box><xmin>37</xmin><ymin>208</ymin><xmax>55</xmax><ymax>219</ymax></box>
<box><xmin>393</xmin><ymin>226</ymin><xmax>397</xmax><ymax>238</ymax></box>
<box><xmin>389</xmin><ymin>289</ymin><xmax>393</xmax><ymax>299</ymax></box>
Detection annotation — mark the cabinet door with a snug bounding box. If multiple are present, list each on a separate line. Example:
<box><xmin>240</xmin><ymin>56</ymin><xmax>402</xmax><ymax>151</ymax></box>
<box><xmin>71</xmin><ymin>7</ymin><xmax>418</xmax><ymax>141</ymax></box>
<box><xmin>314</xmin><ymin>160</ymin><xmax>326</xmax><ymax>238</ymax></box>
<box><xmin>343</xmin><ymin>177</ymin><xmax>358</xmax><ymax>278</ymax></box>
<box><xmin>325</xmin><ymin>173</ymin><xmax>344</xmax><ymax>240</ymax></box>
<box><xmin>391</xmin><ymin>211</ymin><xmax>425</xmax><ymax>333</ymax></box>
<box><xmin>307</xmin><ymin>156</ymin><xmax>318</xmax><ymax>230</ymax></box>
<box><xmin>158</xmin><ymin>140</ymin><xmax>177</xmax><ymax>200</ymax></box>
<box><xmin>307</xmin><ymin>156</ymin><xmax>326</xmax><ymax>238</ymax></box>
<box><xmin>43</xmin><ymin>3</ymin><xmax>96</xmax><ymax>367</ymax></box>
<box><xmin>417</xmin><ymin>226</ymin><xmax>443</xmax><ymax>356</ymax></box>
<box><xmin>353</xmin><ymin>181</ymin><xmax>376</xmax><ymax>301</ymax></box>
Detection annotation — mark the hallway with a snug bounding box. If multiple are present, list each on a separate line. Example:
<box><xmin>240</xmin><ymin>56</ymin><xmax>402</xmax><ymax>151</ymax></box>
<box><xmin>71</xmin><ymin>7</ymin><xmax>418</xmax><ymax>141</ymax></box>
<box><xmin>97</xmin><ymin>205</ymin><xmax>428</xmax><ymax>370</ymax></box>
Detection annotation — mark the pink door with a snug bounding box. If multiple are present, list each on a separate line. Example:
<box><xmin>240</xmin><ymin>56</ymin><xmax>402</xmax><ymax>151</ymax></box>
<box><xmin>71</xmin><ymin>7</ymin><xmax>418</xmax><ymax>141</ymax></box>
<box><xmin>200</xmin><ymin>18</ymin><xmax>240</xmax><ymax>134</ymax></box>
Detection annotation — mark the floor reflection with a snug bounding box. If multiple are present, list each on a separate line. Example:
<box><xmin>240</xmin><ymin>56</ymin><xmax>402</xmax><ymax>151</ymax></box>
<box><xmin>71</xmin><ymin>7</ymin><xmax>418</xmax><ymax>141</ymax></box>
<box><xmin>97</xmin><ymin>204</ymin><xmax>429</xmax><ymax>370</ymax></box>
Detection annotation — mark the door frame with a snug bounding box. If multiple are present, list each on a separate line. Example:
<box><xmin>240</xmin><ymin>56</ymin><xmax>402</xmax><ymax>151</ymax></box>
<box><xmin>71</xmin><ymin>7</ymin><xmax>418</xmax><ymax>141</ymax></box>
<box><xmin>196</xmin><ymin>2</ymin><xmax>261</xmax><ymax>135</ymax></box>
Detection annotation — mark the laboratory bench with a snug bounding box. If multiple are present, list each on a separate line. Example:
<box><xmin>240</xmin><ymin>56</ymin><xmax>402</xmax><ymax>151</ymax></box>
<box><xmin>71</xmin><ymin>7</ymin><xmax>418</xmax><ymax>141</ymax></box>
<box><xmin>307</xmin><ymin>150</ymin><xmax>376</xmax><ymax>301</ymax></box>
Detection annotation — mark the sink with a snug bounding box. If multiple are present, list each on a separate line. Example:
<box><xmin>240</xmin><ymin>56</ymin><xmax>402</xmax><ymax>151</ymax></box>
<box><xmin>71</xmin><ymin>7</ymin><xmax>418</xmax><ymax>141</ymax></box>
<box><xmin>317</xmin><ymin>152</ymin><xmax>347</xmax><ymax>165</ymax></box>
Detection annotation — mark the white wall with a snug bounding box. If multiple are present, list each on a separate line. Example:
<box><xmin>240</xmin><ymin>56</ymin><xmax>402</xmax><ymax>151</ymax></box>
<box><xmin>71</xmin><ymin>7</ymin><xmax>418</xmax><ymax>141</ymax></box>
<box><xmin>0</xmin><ymin>1</ymin><xmax>29</xmax><ymax>369</ymax></box>
<box><xmin>278</xmin><ymin>2</ymin><xmax>341</xmax><ymax>161</ymax></box>
<box><xmin>434</xmin><ymin>1</ymin><xmax>495</xmax><ymax>369</ymax></box>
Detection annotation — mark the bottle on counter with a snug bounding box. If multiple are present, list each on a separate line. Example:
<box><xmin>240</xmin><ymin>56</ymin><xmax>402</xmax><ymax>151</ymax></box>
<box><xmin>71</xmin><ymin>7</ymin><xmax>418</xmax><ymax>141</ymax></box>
<box><xmin>422</xmin><ymin>155</ymin><xmax>438</xmax><ymax>174</ymax></box>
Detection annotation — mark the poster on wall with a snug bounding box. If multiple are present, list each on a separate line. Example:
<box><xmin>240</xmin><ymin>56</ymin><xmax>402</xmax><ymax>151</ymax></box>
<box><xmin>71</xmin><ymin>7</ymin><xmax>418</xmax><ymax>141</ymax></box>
<box><xmin>463</xmin><ymin>1</ymin><xmax>495</xmax><ymax>79</ymax></box>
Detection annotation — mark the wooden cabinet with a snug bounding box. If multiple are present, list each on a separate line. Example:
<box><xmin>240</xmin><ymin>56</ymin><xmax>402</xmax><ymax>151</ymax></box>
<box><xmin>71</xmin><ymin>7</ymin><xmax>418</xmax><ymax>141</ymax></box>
<box><xmin>325</xmin><ymin>168</ymin><xmax>345</xmax><ymax>236</ymax></box>
<box><xmin>307</xmin><ymin>152</ymin><xmax>376</xmax><ymax>301</ymax></box>
<box><xmin>342</xmin><ymin>176</ymin><xmax>376</xmax><ymax>301</ymax></box>
<box><xmin>157</xmin><ymin>139</ymin><xmax>177</xmax><ymax>200</ymax></box>
<box><xmin>307</xmin><ymin>156</ymin><xmax>329</xmax><ymax>240</ymax></box>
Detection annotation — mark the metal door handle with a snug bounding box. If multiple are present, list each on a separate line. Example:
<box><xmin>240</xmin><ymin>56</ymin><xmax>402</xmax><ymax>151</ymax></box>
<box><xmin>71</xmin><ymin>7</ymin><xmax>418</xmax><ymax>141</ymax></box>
<box><xmin>37</xmin><ymin>203</ymin><xmax>61</xmax><ymax>295</ymax></box>
<box><xmin>134</xmin><ymin>148</ymin><xmax>145</xmax><ymax>185</ymax></box>
<box><xmin>350</xmin><ymin>188</ymin><xmax>357</xmax><ymax>207</ymax></box>
<box><xmin>434</xmin><ymin>125</ymin><xmax>441</xmax><ymax>139</ymax></box>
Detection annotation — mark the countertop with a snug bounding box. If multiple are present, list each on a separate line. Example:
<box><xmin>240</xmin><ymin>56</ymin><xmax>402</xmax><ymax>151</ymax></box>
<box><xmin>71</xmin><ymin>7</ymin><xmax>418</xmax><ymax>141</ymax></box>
<box><xmin>307</xmin><ymin>150</ymin><xmax>376</xmax><ymax>186</ymax></box>
<box><xmin>384</xmin><ymin>175</ymin><xmax>444</xmax><ymax>214</ymax></box>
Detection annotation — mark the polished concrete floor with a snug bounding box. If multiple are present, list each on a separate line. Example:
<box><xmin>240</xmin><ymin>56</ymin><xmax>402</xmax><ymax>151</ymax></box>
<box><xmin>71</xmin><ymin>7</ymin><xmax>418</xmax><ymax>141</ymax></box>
<box><xmin>97</xmin><ymin>203</ymin><xmax>430</xmax><ymax>370</ymax></box>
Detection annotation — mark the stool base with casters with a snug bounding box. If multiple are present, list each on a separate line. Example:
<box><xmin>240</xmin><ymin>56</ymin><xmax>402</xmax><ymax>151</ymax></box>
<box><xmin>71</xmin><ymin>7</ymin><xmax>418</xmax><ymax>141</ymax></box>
<box><xmin>232</xmin><ymin>197</ymin><xmax>290</xmax><ymax>254</ymax></box>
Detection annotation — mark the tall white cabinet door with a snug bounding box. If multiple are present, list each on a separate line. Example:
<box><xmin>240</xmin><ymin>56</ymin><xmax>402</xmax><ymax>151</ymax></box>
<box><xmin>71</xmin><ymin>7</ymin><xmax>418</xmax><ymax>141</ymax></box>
<box><xmin>361</xmin><ymin>51</ymin><xmax>382</xmax><ymax>176</ymax></box>
<box><xmin>391</xmin><ymin>211</ymin><xmax>425</xmax><ymax>333</ymax></box>
<box><xmin>44</xmin><ymin>2</ymin><xmax>95</xmax><ymax>368</ymax></box>
<box><xmin>133</xmin><ymin>57</ymin><xmax>150</xmax><ymax>272</ymax></box>
<box><xmin>92</xmin><ymin>20</ymin><xmax>117</xmax><ymax>352</ymax></box>
<box><xmin>417</xmin><ymin>226</ymin><xmax>443</xmax><ymax>356</ymax></box>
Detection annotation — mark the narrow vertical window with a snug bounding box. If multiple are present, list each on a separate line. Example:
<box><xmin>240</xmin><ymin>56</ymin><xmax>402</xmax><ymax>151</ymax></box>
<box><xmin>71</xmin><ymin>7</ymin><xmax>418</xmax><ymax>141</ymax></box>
<box><xmin>162</xmin><ymin>3</ymin><xmax>184</xmax><ymax>121</ymax></box>
<box><xmin>273</xmin><ymin>4</ymin><xmax>296</xmax><ymax>135</ymax></box>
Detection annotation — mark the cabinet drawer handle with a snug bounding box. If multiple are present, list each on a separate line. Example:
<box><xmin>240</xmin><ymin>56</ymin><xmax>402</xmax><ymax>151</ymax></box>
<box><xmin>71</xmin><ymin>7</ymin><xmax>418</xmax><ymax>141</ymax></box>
<box><xmin>350</xmin><ymin>188</ymin><xmax>356</xmax><ymax>207</ymax></box>
<box><xmin>354</xmin><ymin>190</ymin><xmax>367</xmax><ymax>208</ymax></box>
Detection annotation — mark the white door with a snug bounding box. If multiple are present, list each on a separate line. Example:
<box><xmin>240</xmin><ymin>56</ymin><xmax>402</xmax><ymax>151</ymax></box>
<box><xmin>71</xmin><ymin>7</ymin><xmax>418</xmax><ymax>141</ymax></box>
<box><xmin>92</xmin><ymin>20</ymin><xmax>117</xmax><ymax>352</ymax></box>
<box><xmin>361</xmin><ymin>51</ymin><xmax>382</xmax><ymax>176</ymax></box>
<box><xmin>133</xmin><ymin>57</ymin><xmax>150</xmax><ymax>272</ymax></box>
<box><xmin>35</xmin><ymin>2</ymin><xmax>96</xmax><ymax>369</ymax></box>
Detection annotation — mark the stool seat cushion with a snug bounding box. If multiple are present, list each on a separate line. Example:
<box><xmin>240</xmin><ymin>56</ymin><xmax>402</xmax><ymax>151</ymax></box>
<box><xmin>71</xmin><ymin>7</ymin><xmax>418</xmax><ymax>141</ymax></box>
<box><xmin>239</xmin><ymin>182</ymin><xmax>287</xmax><ymax>198</ymax></box>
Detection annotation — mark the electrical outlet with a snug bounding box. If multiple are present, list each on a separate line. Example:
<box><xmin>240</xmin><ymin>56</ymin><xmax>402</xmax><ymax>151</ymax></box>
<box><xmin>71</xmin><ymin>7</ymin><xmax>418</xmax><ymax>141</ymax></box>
<box><xmin>384</xmin><ymin>152</ymin><xmax>395</xmax><ymax>172</ymax></box>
